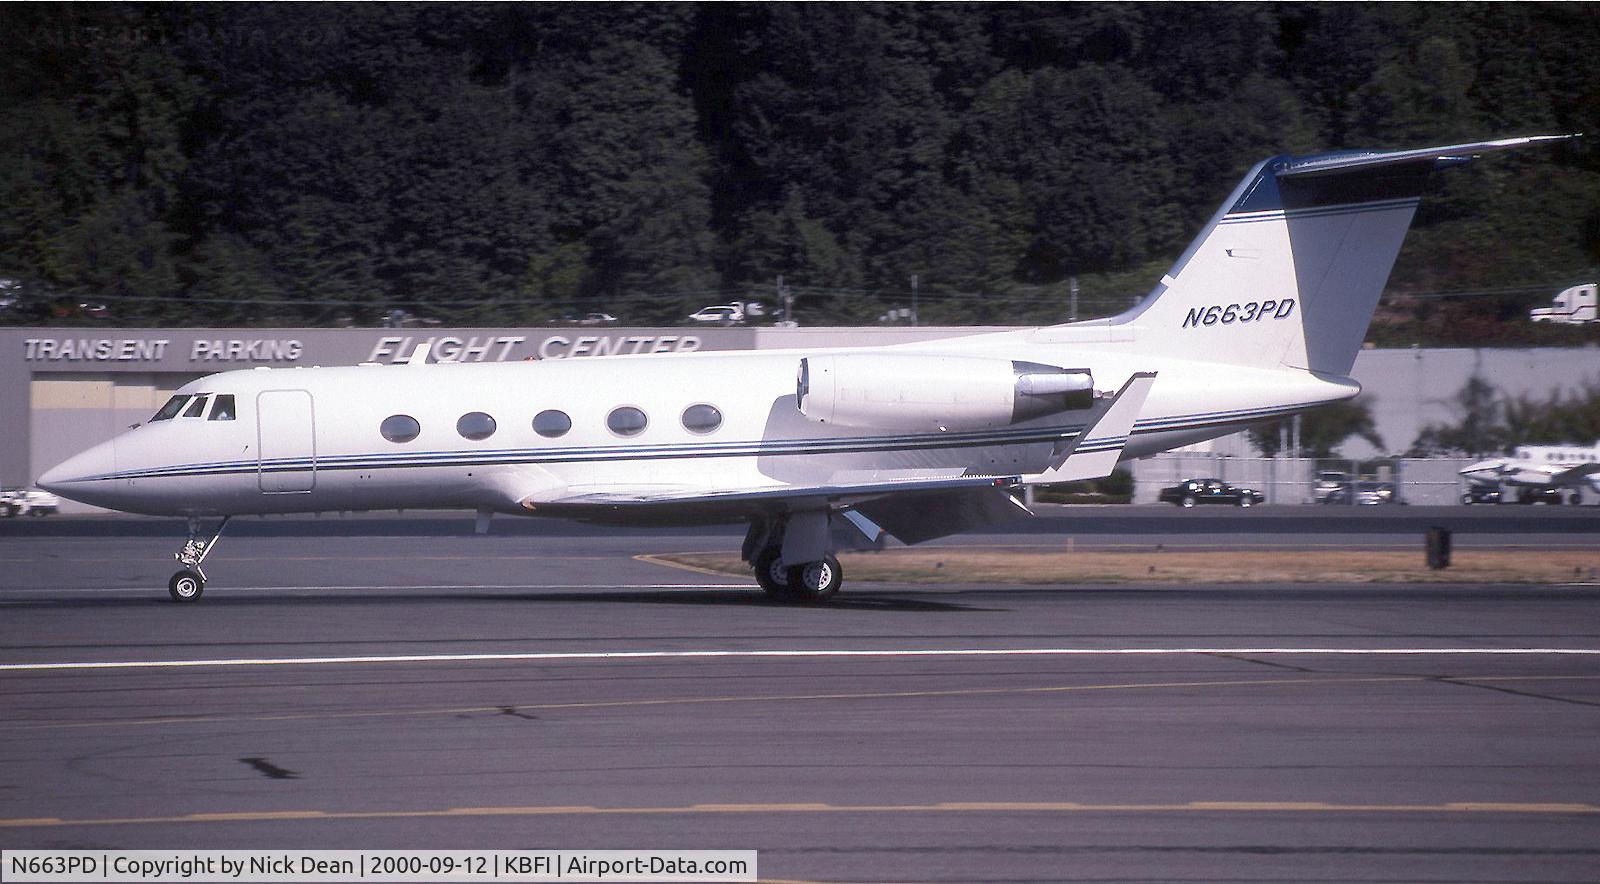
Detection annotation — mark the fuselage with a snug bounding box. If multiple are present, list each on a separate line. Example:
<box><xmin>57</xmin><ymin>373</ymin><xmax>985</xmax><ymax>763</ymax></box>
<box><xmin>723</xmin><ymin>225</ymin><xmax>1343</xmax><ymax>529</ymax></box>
<box><xmin>39</xmin><ymin>330</ymin><xmax>1356</xmax><ymax>518</ymax></box>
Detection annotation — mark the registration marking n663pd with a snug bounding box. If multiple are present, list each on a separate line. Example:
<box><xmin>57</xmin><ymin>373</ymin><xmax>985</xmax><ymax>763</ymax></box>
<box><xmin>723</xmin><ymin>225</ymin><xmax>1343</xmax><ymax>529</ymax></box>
<box><xmin>1183</xmin><ymin>299</ymin><xmax>1296</xmax><ymax>328</ymax></box>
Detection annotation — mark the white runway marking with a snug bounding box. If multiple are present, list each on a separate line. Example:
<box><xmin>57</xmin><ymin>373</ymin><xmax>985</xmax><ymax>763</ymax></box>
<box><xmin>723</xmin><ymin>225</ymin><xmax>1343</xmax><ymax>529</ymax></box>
<box><xmin>3</xmin><ymin>647</ymin><xmax>1599</xmax><ymax>672</ymax></box>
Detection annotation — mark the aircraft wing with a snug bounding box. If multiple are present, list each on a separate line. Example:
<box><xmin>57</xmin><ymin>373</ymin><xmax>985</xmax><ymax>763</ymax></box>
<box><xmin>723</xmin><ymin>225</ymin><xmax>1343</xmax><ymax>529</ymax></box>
<box><xmin>531</xmin><ymin>473</ymin><xmax>1020</xmax><ymax>510</ymax></box>
<box><xmin>524</xmin><ymin>370</ymin><xmax>1156</xmax><ymax>528</ymax></box>
<box><xmin>1552</xmin><ymin>462</ymin><xmax>1600</xmax><ymax>485</ymax></box>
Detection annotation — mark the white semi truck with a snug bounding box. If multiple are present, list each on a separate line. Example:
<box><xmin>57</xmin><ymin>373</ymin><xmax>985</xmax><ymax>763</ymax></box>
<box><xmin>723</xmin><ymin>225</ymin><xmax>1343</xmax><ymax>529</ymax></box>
<box><xmin>1530</xmin><ymin>282</ymin><xmax>1597</xmax><ymax>324</ymax></box>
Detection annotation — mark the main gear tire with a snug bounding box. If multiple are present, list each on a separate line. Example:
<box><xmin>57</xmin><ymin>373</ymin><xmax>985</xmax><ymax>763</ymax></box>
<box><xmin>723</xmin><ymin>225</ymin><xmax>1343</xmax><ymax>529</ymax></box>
<box><xmin>753</xmin><ymin>547</ymin><xmax>792</xmax><ymax>598</ymax></box>
<box><xmin>785</xmin><ymin>554</ymin><xmax>842</xmax><ymax>602</ymax></box>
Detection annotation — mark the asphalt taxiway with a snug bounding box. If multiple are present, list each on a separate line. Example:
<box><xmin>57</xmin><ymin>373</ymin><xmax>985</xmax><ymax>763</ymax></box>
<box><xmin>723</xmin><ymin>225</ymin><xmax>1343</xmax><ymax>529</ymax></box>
<box><xmin>2</xmin><ymin>508</ymin><xmax>1598</xmax><ymax>882</ymax></box>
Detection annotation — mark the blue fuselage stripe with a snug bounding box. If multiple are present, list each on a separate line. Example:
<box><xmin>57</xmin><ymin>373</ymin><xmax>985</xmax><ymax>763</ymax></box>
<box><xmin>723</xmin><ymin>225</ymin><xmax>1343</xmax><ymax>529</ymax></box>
<box><xmin>78</xmin><ymin>402</ymin><xmax>1309</xmax><ymax>483</ymax></box>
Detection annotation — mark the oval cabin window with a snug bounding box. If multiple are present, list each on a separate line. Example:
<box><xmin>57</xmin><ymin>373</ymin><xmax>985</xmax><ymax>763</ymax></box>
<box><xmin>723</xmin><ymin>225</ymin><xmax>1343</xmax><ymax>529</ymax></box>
<box><xmin>533</xmin><ymin>410</ymin><xmax>572</xmax><ymax>438</ymax></box>
<box><xmin>607</xmin><ymin>406</ymin><xmax>648</xmax><ymax>437</ymax></box>
<box><xmin>381</xmin><ymin>414</ymin><xmax>421</xmax><ymax>443</ymax></box>
<box><xmin>457</xmin><ymin>412</ymin><xmax>497</xmax><ymax>441</ymax></box>
<box><xmin>681</xmin><ymin>403</ymin><xmax>723</xmax><ymax>434</ymax></box>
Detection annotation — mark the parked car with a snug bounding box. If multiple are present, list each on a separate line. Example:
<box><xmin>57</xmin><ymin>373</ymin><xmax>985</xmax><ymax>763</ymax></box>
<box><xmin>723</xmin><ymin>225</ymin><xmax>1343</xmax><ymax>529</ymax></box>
<box><xmin>1462</xmin><ymin>485</ymin><xmax>1571</xmax><ymax>505</ymax></box>
<box><xmin>1321</xmin><ymin>481</ymin><xmax>1401</xmax><ymax>505</ymax></box>
<box><xmin>575</xmin><ymin>312</ymin><xmax>618</xmax><ymax>326</ymax></box>
<box><xmin>1312</xmin><ymin>470</ymin><xmax>1349</xmax><ymax>504</ymax></box>
<box><xmin>687</xmin><ymin>305</ymin><xmax>745</xmax><ymax>325</ymax></box>
<box><xmin>0</xmin><ymin>488</ymin><xmax>60</xmax><ymax>517</ymax></box>
<box><xmin>1158</xmin><ymin>478</ymin><xmax>1265</xmax><ymax>508</ymax></box>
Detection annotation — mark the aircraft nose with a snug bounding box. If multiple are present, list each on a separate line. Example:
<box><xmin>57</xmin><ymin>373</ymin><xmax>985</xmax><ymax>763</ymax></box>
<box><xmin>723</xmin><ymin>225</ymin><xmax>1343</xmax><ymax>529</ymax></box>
<box><xmin>1459</xmin><ymin>459</ymin><xmax>1497</xmax><ymax>479</ymax></box>
<box><xmin>37</xmin><ymin>439</ymin><xmax>117</xmax><ymax>494</ymax></box>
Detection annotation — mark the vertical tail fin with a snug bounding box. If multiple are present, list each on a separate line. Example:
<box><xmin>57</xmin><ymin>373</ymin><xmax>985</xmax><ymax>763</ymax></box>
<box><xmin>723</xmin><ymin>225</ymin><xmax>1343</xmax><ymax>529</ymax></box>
<box><xmin>1113</xmin><ymin>135</ymin><xmax>1575</xmax><ymax>376</ymax></box>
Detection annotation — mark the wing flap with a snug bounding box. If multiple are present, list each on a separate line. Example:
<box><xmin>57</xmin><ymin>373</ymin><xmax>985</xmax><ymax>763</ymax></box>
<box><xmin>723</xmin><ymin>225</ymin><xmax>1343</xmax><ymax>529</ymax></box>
<box><xmin>853</xmin><ymin>486</ymin><xmax>1031</xmax><ymax>545</ymax></box>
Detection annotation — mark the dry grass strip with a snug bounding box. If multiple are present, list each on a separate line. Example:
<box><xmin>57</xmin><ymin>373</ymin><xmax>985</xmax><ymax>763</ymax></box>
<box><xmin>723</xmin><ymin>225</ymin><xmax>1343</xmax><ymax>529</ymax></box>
<box><xmin>653</xmin><ymin>548</ymin><xmax>1600</xmax><ymax>585</ymax></box>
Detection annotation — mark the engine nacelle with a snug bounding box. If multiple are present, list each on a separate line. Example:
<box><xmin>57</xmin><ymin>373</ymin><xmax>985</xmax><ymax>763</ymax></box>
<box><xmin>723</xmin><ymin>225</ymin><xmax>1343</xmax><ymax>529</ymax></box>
<box><xmin>797</xmin><ymin>354</ymin><xmax>1092</xmax><ymax>432</ymax></box>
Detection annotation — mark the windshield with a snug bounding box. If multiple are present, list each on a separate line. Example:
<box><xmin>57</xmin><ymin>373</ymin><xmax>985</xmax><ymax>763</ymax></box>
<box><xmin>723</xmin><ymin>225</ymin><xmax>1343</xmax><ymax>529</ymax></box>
<box><xmin>151</xmin><ymin>395</ymin><xmax>190</xmax><ymax>421</ymax></box>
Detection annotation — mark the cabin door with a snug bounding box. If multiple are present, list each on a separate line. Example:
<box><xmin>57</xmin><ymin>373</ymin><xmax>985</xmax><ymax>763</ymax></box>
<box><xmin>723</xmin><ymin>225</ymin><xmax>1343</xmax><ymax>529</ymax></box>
<box><xmin>257</xmin><ymin>389</ymin><xmax>317</xmax><ymax>492</ymax></box>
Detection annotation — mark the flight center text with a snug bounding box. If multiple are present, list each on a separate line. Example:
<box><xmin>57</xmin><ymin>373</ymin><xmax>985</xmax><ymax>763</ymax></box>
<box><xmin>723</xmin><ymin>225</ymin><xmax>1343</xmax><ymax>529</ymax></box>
<box><xmin>368</xmin><ymin>334</ymin><xmax>704</xmax><ymax>362</ymax></box>
<box><xmin>1182</xmin><ymin>298</ymin><xmax>1296</xmax><ymax>327</ymax></box>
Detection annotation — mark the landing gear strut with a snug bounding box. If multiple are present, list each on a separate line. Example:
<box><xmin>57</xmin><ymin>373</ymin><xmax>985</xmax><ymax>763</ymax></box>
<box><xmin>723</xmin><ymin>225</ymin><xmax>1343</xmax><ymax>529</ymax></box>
<box><xmin>742</xmin><ymin>514</ymin><xmax>845</xmax><ymax>604</ymax></box>
<box><xmin>169</xmin><ymin>516</ymin><xmax>230</xmax><ymax>602</ymax></box>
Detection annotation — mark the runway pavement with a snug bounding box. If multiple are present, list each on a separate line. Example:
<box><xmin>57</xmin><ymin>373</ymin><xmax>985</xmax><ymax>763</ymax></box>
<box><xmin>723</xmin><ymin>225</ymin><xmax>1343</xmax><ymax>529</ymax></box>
<box><xmin>2</xmin><ymin>509</ymin><xmax>1598</xmax><ymax>882</ymax></box>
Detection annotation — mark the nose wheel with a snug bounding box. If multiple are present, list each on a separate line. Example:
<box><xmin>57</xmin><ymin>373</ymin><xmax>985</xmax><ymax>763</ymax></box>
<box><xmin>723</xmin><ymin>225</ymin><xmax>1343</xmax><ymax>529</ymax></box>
<box><xmin>169</xmin><ymin>569</ymin><xmax>204</xmax><ymax>602</ymax></box>
<box><xmin>168</xmin><ymin>516</ymin><xmax>229</xmax><ymax>603</ymax></box>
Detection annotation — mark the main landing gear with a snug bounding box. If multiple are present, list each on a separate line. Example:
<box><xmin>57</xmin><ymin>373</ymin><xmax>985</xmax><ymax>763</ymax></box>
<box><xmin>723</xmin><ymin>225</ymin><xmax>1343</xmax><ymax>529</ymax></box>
<box><xmin>168</xmin><ymin>516</ymin><xmax>230</xmax><ymax>602</ymax></box>
<box><xmin>744</xmin><ymin>515</ymin><xmax>845</xmax><ymax>603</ymax></box>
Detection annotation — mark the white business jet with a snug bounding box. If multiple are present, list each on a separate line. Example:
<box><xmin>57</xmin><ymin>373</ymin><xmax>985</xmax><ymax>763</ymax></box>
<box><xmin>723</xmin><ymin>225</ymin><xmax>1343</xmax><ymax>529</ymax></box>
<box><xmin>1461</xmin><ymin>442</ymin><xmax>1600</xmax><ymax>504</ymax></box>
<box><xmin>40</xmin><ymin>135</ymin><xmax>1575</xmax><ymax>602</ymax></box>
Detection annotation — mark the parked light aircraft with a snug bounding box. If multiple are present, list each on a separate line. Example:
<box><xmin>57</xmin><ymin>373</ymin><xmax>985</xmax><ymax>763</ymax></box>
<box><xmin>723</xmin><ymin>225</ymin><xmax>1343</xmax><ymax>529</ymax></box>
<box><xmin>1461</xmin><ymin>441</ymin><xmax>1600</xmax><ymax>504</ymax></box>
<box><xmin>40</xmin><ymin>135</ymin><xmax>1576</xmax><ymax>602</ymax></box>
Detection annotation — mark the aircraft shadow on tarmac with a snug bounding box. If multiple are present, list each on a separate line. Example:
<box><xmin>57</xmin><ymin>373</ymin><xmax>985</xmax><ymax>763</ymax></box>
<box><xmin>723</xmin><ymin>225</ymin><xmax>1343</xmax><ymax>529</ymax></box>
<box><xmin>8</xmin><ymin>582</ymin><xmax>1600</xmax><ymax>613</ymax></box>
<box><xmin>1</xmin><ymin>587</ymin><xmax>1000</xmax><ymax>612</ymax></box>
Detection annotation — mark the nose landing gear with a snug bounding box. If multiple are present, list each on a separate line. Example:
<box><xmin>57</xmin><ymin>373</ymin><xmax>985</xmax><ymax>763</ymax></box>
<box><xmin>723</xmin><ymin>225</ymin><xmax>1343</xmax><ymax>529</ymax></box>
<box><xmin>169</xmin><ymin>516</ymin><xmax>230</xmax><ymax>602</ymax></box>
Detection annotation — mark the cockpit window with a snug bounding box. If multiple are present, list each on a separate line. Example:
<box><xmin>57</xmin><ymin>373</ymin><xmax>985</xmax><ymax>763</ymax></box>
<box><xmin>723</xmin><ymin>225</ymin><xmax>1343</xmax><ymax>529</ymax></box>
<box><xmin>151</xmin><ymin>395</ymin><xmax>190</xmax><ymax>421</ymax></box>
<box><xmin>182</xmin><ymin>395</ymin><xmax>210</xmax><ymax>418</ymax></box>
<box><xmin>209</xmin><ymin>394</ymin><xmax>236</xmax><ymax>421</ymax></box>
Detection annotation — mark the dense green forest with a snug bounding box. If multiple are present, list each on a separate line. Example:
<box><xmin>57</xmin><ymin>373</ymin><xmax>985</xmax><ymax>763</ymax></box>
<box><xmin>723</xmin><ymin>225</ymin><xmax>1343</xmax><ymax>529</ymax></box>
<box><xmin>1</xmin><ymin>3</ymin><xmax>1597</xmax><ymax>335</ymax></box>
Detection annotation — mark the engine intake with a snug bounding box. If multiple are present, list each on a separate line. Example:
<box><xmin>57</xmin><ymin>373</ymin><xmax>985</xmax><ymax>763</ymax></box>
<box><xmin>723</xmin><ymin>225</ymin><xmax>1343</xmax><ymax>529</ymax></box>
<box><xmin>797</xmin><ymin>354</ymin><xmax>1092</xmax><ymax>431</ymax></box>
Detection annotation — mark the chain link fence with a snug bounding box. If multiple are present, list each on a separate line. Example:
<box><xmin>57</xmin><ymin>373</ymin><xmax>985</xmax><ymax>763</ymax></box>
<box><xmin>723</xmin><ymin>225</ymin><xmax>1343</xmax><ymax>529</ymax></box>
<box><xmin>1129</xmin><ymin>455</ymin><xmax>1489</xmax><ymax>506</ymax></box>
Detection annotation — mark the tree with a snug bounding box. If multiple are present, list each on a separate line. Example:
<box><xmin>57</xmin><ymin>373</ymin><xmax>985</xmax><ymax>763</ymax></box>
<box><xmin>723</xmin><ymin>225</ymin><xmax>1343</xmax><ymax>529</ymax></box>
<box><xmin>1502</xmin><ymin>382</ymin><xmax>1600</xmax><ymax>446</ymax></box>
<box><xmin>2</xmin><ymin>4</ymin><xmax>1598</xmax><ymax>328</ymax></box>
<box><xmin>1250</xmin><ymin>400</ymin><xmax>1384</xmax><ymax>458</ymax></box>
<box><xmin>1408</xmin><ymin>375</ymin><xmax>1507</xmax><ymax>456</ymax></box>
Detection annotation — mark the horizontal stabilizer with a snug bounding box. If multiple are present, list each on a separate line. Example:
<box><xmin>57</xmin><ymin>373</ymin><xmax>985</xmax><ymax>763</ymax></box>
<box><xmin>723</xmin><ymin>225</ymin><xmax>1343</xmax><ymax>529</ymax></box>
<box><xmin>1277</xmin><ymin>134</ymin><xmax>1578</xmax><ymax>178</ymax></box>
<box><xmin>1023</xmin><ymin>372</ymin><xmax>1156</xmax><ymax>484</ymax></box>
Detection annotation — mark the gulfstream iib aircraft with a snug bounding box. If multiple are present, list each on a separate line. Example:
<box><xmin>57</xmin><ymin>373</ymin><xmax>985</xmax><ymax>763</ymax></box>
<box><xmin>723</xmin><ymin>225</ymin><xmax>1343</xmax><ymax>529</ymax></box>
<box><xmin>40</xmin><ymin>135</ymin><xmax>1574</xmax><ymax>602</ymax></box>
